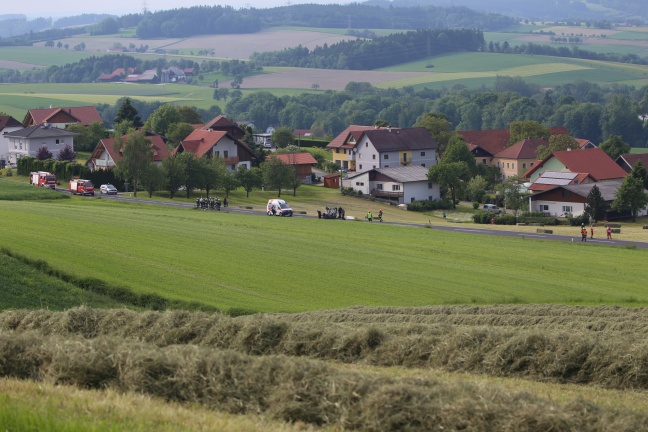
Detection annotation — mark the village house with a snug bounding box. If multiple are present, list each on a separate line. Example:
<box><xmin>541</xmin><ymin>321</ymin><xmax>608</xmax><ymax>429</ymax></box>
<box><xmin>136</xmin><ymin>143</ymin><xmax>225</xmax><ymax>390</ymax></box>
<box><xmin>274</xmin><ymin>152</ymin><xmax>318</xmax><ymax>183</ymax></box>
<box><xmin>345</xmin><ymin>166</ymin><xmax>440</xmax><ymax>204</ymax></box>
<box><xmin>4</xmin><ymin>124</ymin><xmax>78</xmax><ymax>165</ymax></box>
<box><xmin>616</xmin><ymin>153</ymin><xmax>648</xmax><ymax>173</ymax></box>
<box><xmin>491</xmin><ymin>138</ymin><xmax>547</xmax><ymax>179</ymax></box>
<box><xmin>172</xmin><ymin>129</ymin><xmax>254</xmax><ymax>171</ymax></box>
<box><xmin>23</xmin><ymin>106</ymin><xmax>103</xmax><ymax>129</ymax></box>
<box><xmin>327</xmin><ymin>125</ymin><xmax>390</xmax><ymax>171</ymax></box>
<box><xmin>86</xmin><ymin>131</ymin><xmax>170</xmax><ymax>171</ymax></box>
<box><xmin>202</xmin><ymin>115</ymin><xmax>247</xmax><ymax>140</ymax></box>
<box><xmin>0</xmin><ymin>116</ymin><xmax>24</xmax><ymax>167</ymax></box>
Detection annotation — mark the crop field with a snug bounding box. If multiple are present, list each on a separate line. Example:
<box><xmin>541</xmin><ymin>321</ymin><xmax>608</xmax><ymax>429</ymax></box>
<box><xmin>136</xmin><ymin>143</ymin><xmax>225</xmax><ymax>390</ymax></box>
<box><xmin>2</xmin><ymin>306</ymin><xmax>648</xmax><ymax>430</ymax></box>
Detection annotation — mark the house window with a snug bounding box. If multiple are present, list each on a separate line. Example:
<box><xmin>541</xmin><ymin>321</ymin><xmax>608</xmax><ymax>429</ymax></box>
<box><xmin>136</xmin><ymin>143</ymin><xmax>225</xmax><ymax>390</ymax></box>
<box><xmin>56</xmin><ymin>139</ymin><xmax>60</xmax><ymax>144</ymax></box>
<box><xmin>512</xmin><ymin>163</ymin><xmax>515</xmax><ymax>169</ymax></box>
<box><xmin>355</xmin><ymin>182</ymin><xmax>364</xmax><ymax>186</ymax></box>
<box><xmin>384</xmin><ymin>154</ymin><xmax>389</xmax><ymax>160</ymax></box>
<box><xmin>506</xmin><ymin>163</ymin><xmax>510</xmax><ymax>168</ymax></box>
<box><xmin>428</xmin><ymin>182</ymin><xmax>433</xmax><ymax>189</ymax></box>
<box><xmin>403</xmin><ymin>153</ymin><xmax>407</xmax><ymax>162</ymax></box>
<box><xmin>497</xmin><ymin>162</ymin><xmax>500</xmax><ymax>167</ymax></box>
<box><xmin>224</xmin><ymin>150</ymin><xmax>228</xmax><ymax>158</ymax></box>
<box><xmin>530</xmin><ymin>162</ymin><xmax>534</xmax><ymax>167</ymax></box>
<box><xmin>522</xmin><ymin>163</ymin><xmax>526</xmax><ymax>169</ymax></box>
<box><xmin>215</xmin><ymin>151</ymin><xmax>220</xmax><ymax>157</ymax></box>
<box><xmin>421</xmin><ymin>152</ymin><xmax>425</xmax><ymax>156</ymax></box>
<box><xmin>411</xmin><ymin>197</ymin><xmax>415</xmax><ymax>203</ymax></box>
<box><xmin>384</xmin><ymin>165</ymin><xmax>388</xmax><ymax>168</ymax></box>
<box><xmin>421</xmin><ymin>164</ymin><xmax>425</xmax><ymax>167</ymax></box>
<box><xmin>336</xmin><ymin>149</ymin><xmax>339</xmax><ymax>153</ymax></box>
<box><xmin>359</xmin><ymin>164</ymin><xmax>362</xmax><ymax>170</ymax></box>
<box><xmin>482</xmin><ymin>159</ymin><xmax>487</xmax><ymax>164</ymax></box>
<box><xmin>365</xmin><ymin>143</ymin><xmax>368</xmax><ymax>147</ymax></box>
<box><xmin>392</xmin><ymin>184</ymin><xmax>401</xmax><ymax>191</ymax></box>
<box><xmin>377</xmin><ymin>184</ymin><xmax>383</xmax><ymax>190</ymax></box>
<box><xmin>539</xmin><ymin>204</ymin><xmax>549</xmax><ymax>211</ymax></box>
<box><xmin>562</xmin><ymin>206</ymin><xmax>573</xmax><ymax>213</ymax></box>
<box><xmin>372</xmin><ymin>154</ymin><xmax>376</xmax><ymax>160</ymax></box>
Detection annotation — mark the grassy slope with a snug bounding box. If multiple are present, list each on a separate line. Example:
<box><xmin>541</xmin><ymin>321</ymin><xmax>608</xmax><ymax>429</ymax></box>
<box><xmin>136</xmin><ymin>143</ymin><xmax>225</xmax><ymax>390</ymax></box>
<box><xmin>0</xmin><ymin>194</ymin><xmax>646</xmax><ymax>313</ymax></box>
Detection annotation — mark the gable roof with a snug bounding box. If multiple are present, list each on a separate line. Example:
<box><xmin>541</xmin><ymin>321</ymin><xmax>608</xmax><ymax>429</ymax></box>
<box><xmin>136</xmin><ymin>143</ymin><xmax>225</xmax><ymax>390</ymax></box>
<box><xmin>202</xmin><ymin>115</ymin><xmax>239</xmax><ymax>131</ymax></box>
<box><xmin>524</xmin><ymin>148</ymin><xmax>627</xmax><ymax>181</ymax></box>
<box><xmin>458</xmin><ymin>127</ymin><xmax>569</xmax><ymax>157</ymax></box>
<box><xmin>360</xmin><ymin>127</ymin><xmax>437</xmax><ymax>152</ymax></box>
<box><xmin>274</xmin><ymin>152</ymin><xmax>318</xmax><ymax>166</ymax></box>
<box><xmin>616</xmin><ymin>153</ymin><xmax>648</xmax><ymax>172</ymax></box>
<box><xmin>528</xmin><ymin>171</ymin><xmax>593</xmax><ymax>192</ymax></box>
<box><xmin>326</xmin><ymin>125</ymin><xmax>388</xmax><ymax>149</ymax></box>
<box><xmin>494</xmin><ymin>138</ymin><xmax>547</xmax><ymax>160</ymax></box>
<box><xmin>5</xmin><ymin>124</ymin><xmax>78</xmax><ymax>138</ymax></box>
<box><xmin>24</xmin><ymin>106</ymin><xmax>103</xmax><ymax>127</ymax></box>
<box><xmin>90</xmin><ymin>132</ymin><xmax>169</xmax><ymax>164</ymax></box>
<box><xmin>0</xmin><ymin>115</ymin><xmax>23</xmax><ymax>131</ymax></box>
<box><xmin>348</xmin><ymin>165</ymin><xmax>429</xmax><ymax>183</ymax></box>
<box><xmin>531</xmin><ymin>179</ymin><xmax>624</xmax><ymax>202</ymax></box>
<box><xmin>173</xmin><ymin>128</ymin><xmax>253</xmax><ymax>159</ymax></box>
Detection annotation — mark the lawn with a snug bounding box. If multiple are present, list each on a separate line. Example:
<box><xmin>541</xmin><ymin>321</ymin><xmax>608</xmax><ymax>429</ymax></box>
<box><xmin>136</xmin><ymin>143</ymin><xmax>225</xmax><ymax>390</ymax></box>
<box><xmin>0</xmin><ymin>193</ymin><xmax>646</xmax><ymax>313</ymax></box>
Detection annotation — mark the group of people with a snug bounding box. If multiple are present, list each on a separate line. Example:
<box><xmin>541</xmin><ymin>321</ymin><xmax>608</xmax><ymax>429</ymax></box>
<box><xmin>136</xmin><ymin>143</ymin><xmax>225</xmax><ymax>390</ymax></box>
<box><xmin>318</xmin><ymin>206</ymin><xmax>345</xmax><ymax>219</ymax></box>
<box><xmin>195</xmin><ymin>196</ymin><xmax>228</xmax><ymax>210</ymax></box>
<box><xmin>366</xmin><ymin>209</ymin><xmax>383</xmax><ymax>222</ymax></box>
<box><xmin>580</xmin><ymin>223</ymin><xmax>613</xmax><ymax>241</ymax></box>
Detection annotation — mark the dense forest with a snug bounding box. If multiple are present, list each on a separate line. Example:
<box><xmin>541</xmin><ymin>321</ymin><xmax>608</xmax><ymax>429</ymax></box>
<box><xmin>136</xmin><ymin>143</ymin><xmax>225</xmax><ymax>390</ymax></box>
<box><xmin>251</xmin><ymin>29</ymin><xmax>483</xmax><ymax>70</ymax></box>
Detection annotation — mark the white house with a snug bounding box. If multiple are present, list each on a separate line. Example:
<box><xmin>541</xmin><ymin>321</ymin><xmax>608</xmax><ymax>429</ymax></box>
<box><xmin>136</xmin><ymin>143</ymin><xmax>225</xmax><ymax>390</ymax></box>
<box><xmin>344</xmin><ymin>166</ymin><xmax>440</xmax><ymax>204</ymax></box>
<box><xmin>4</xmin><ymin>124</ymin><xmax>77</xmax><ymax>165</ymax></box>
<box><xmin>353</xmin><ymin>127</ymin><xmax>438</xmax><ymax>174</ymax></box>
<box><xmin>0</xmin><ymin>116</ymin><xmax>24</xmax><ymax>167</ymax></box>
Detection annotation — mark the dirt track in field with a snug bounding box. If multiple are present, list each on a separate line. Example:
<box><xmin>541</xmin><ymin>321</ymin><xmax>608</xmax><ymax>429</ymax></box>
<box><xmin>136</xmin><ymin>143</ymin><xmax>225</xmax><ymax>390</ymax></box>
<box><xmin>0</xmin><ymin>60</ymin><xmax>41</xmax><ymax>70</ymax></box>
<box><xmin>518</xmin><ymin>34</ymin><xmax>648</xmax><ymax>48</ymax></box>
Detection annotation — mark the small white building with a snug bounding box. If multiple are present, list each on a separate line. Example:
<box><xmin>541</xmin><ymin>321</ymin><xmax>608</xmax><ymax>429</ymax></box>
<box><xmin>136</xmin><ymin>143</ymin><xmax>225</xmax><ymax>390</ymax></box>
<box><xmin>343</xmin><ymin>166</ymin><xmax>440</xmax><ymax>204</ymax></box>
<box><xmin>4</xmin><ymin>124</ymin><xmax>77</xmax><ymax>165</ymax></box>
<box><xmin>0</xmin><ymin>116</ymin><xmax>24</xmax><ymax>166</ymax></box>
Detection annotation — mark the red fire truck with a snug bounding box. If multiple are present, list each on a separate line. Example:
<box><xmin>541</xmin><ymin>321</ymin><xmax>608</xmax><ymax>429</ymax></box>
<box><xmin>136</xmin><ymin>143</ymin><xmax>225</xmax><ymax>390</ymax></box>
<box><xmin>30</xmin><ymin>171</ymin><xmax>57</xmax><ymax>189</ymax></box>
<box><xmin>68</xmin><ymin>178</ymin><xmax>95</xmax><ymax>196</ymax></box>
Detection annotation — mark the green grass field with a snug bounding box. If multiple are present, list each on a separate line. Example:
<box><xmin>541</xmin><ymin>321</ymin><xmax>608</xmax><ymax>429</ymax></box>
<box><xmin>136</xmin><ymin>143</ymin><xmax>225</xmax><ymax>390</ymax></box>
<box><xmin>0</xmin><ymin>189</ymin><xmax>646</xmax><ymax>313</ymax></box>
<box><xmin>0</xmin><ymin>179</ymin><xmax>69</xmax><ymax>201</ymax></box>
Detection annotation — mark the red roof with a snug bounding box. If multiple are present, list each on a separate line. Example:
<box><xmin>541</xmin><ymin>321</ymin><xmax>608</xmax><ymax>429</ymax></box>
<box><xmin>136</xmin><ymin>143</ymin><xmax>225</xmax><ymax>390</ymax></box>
<box><xmin>202</xmin><ymin>115</ymin><xmax>238</xmax><ymax>130</ymax></box>
<box><xmin>327</xmin><ymin>125</ymin><xmax>390</xmax><ymax>149</ymax></box>
<box><xmin>274</xmin><ymin>152</ymin><xmax>318</xmax><ymax>166</ymax></box>
<box><xmin>525</xmin><ymin>148</ymin><xmax>627</xmax><ymax>181</ymax></box>
<box><xmin>0</xmin><ymin>115</ymin><xmax>22</xmax><ymax>131</ymax></box>
<box><xmin>494</xmin><ymin>138</ymin><xmax>548</xmax><ymax>159</ymax></box>
<box><xmin>173</xmin><ymin>128</ymin><xmax>253</xmax><ymax>159</ymax></box>
<box><xmin>458</xmin><ymin>127</ymin><xmax>569</xmax><ymax>157</ymax></box>
<box><xmin>93</xmin><ymin>132</ymin><xmax>169</xmax><ymax>163</ymax></box>
<box><xmin>618</xmin><ymin>153</ymin><xmax>648</xmax><ymax>171</ymax></box>
<box><xmin>25</xmin><ymin>106</ymin><xmax>103</xmax><ymax>126</ymax></box>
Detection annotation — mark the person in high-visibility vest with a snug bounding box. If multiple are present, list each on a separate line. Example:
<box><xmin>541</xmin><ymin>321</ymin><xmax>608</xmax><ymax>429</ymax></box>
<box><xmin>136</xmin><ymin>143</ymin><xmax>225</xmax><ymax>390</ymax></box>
<box><xmin>367</xmin><ymin>210</ymin><xmax>373</xmax><ymax>222</ymax></box>
<box><xmin>581</xmin><ymin>224</ymin><xmax>587</xmax><ymax>242</ymax></box>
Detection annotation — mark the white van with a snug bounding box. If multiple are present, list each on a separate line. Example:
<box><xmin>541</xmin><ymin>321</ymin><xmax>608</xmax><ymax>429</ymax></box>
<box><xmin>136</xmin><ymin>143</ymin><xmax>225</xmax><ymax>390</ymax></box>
<box><xmin>267</xmin><ymin>199</ymin><xmax>293</xmax><ymax>216</ymax></box>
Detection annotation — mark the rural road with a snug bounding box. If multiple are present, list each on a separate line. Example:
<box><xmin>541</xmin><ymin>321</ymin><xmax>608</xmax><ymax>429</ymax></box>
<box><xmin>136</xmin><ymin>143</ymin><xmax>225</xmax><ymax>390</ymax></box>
<box><xmin>81</xmin><ymin>190</ymin><xmax>648</xmax><ymax>250</ymax></box>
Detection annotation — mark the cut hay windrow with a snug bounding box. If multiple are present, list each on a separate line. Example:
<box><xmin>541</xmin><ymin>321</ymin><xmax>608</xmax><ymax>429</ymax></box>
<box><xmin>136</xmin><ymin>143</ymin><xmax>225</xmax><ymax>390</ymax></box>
<box><xmin>0</xmin><ymin>331</ymin><xmax>646</xmax><ymax>432</ymax></box>
<box><xmin>3</xmin><ymin>307</ymin><xmax>648</xmax><ymax>390</ymax></box>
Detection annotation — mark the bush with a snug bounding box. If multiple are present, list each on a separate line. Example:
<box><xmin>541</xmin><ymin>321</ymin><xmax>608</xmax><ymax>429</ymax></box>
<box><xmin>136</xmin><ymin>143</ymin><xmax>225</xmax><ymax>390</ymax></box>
<box><xmin>517</xmin><ymin>215</ymin><xmax>559</xmax><ymax>225</ymax></box>
<box><xmin>472</xmin><ymin>212</ymin><xmax>517</xmax><ymax>225</ymax></box>
<box><xmin>1</xmin><ymin>168</ymin><xmax>12</xmax><ymax>176</ymax></box>
<box><xmin>568</xmin><ymin>214</ymin><xmax>590</xmax><ymax>226</ymax></box>
<box><xmin>407</xmin><ymin>198</ymin><xmax>453</xmax><ymax>212</ymax></box>
<box><xmin>472</xmin><ymin>201</ymin><xmax>479</xmax><ymax>210</ymax></box>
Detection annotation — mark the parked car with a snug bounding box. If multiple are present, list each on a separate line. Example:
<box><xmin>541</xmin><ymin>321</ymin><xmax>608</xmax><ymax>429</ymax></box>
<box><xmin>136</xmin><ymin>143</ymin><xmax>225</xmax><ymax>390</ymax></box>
<box><xmin>483</xmin><ymin>204</ymin><xmax>501</xmax><ymax>214</ymax></box>
<box><xmin>100</xmin><ymin>184</ymin><xmax>118</xmax><ymax>195</ymax></box>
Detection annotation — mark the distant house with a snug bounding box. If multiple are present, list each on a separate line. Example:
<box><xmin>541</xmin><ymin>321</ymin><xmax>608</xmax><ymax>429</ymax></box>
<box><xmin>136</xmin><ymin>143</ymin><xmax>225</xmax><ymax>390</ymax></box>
<box><xmin>576</xmin><ymin>138</ymin><xmax>597</xmax><ymax>149</ymax></box>
<box><xmin>524</xmin><ymin>148</ymin><xmax>627</xmax><ymax>184</ymax></box>
<box><xmin>23</xmin><ymin>106</ymin><xmax>103</xmax><ymax>128</ymax></box>
<box><xmin>491</xmin><ymin>138</ymin><xmax>548</xmax><ymax>179</ymax></box>
<box><xmin>202</xmin><ymin>115</ymin><xmax>246</xmax><ymax>140</ymax></box>
<box><xmin>529</xmin><ymin>179</ymin><xmax>648</xmax><ymax>219</ymax></box>
<box><xmin>344</xmin><ymin>166</ymin><xmax>440</xmax><ymax>204</ymax></box>
<box><xmin>183</xmin><ymin>67</ymin><xmax>195</xmax><ymax>77</ymax></box>
<box><xmin>172</xmin><ymin>129</ymin><xmax>254</xmax><ymax>171</ymax></box>
<box><xmin>124</xmin><ymin>69</ymin><xmax>158</xmax><ymax>84</ymax></box>
<box><xmin>160</xmin><ymin>67</ymin><xmax>185</xmax><ymax>83</ymax></box>
<box><xmin>86</xmin><ymin>131</ymin><xmax>169</xmax><ymax>171</ymax></box>
<box><xmin>457</xmin><ymin>127</ymin><xmax>569</xmax><ymax>166</ymax></box>
<box><xmin>274</xmin><ymin>152</ymin><xmax>318</xmax><ymax>182</ymax></box>
<box><xmin>4</xmin><ymin>124</ymin><xmax>78</xmax><ymax>165</ymax></box>
<box><xmin>0</xmin><ymin>115</ymin><xmax>24</xmax><ymax>166</ymax></box>
<box><xmin>252</xmin><ymin>133</ymin><xmax>273</xmax><ymax>148</ymax></box>
<box><xmin>98</xmin><ymin>67</ymin><xmax>135</xmax><ymax>83</ymax></box>
<box><xmin>616</xmin><ymin>153</ymin><xmax>648</xmax><ymax>173</ymax></box>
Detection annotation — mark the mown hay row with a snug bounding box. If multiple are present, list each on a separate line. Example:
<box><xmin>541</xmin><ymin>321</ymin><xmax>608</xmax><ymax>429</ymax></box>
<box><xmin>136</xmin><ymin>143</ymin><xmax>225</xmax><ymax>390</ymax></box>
<box><xmin>0</xmin><ymin>331</ymin><xmax>646</xmax><ymax>432</ymax></box>
<box><xmin>3</xmin><ymin>307</ymin><xmax>648</xmax><ymax>389</ymax></box>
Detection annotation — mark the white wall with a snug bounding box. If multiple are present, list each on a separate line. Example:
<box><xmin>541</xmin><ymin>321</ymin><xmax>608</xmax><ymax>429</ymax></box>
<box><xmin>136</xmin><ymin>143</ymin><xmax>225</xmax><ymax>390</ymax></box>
<box><xmin>530</xmin><ymin>199</ymin><xmax>585</xmax><ymax>217</ymax></box>
<box><xmin>0</xmin><ymin>127</ymin><xmax>23</xmax><ymax>164</ymax></box>
<box><xmin>7</xmin><ymin>135</ymin><xmax>74</xmax><ymax>165</ymax></box>
<box><xmin>355</xmin><ymin>136</ymin><xmax>379</xmax><ymax>173</ymax></box>
<box><xmin>404</xmin><ymin>181</ymin><xmax>440</xmax><ymax>204</ymax></box>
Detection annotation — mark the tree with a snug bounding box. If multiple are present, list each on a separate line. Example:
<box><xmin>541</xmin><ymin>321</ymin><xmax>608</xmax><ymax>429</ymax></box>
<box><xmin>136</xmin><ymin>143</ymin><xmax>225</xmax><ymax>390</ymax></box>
<box><xmin>612</xmin><ymin>175</ymin><xmax>648</xmax><ymax>222</ymax></box>
<box><xmin>177</xmin><ymin>106</ymin><xmax>203</xmax><ymax>124</ymax></box>
<box><xmin>466</xmin><ymin>175</ymin><xmax>488</xmax><ymax>203</ymax></box>
<box><xmin>36</xmin><ymin>146</ymin><xmax>53</xmax><ymax>160</ymax></box>
<box><xmin>289</xmin><ymin>168</ymin><xmax>301</xmax><ymax>196</ymax></box>
<box><xmin>414</xmin><ymin>112</ymin><xmax>452</xmax><ymax>156</ymax></box>
<box><xmin>441</xmin><ymin>135</ymin><xmax>476</xmax><ymax>177</ymax></box>
<box><xmin>146</xmin><ymin>105</ymin><xmax>182</xmax><ymax>137</ymax></box>
<box><xmin>177</xmin><ymin>152</ymin><xmax>203</xmax><ymax>198</ymax></box>
<box><xmin>508</xmin><ymin>120</ymin><xmax>550</xmax><ymax>145</ymax></box>
<box><xmin>427</xmin><ymin>162</ymin><xmax>470</xmax><ymax>208</ymax></box>
<box><xmin>631</xmin><ymin>160</ymin><xmax>648</xmax><ymax>189</ymax></box>
<box><xmin>221</xmin><ymin>170</ymin><xmax>240</xmax><ymax>198</ymax></box>
<box><xmin>497</xmin><ymin>175</ymin><xmax>527</xmax><ymax>216</ymax></box>
<box><xmin>162</xmin><ymin>156</ymin><xmax>184</xmax><ymax>198</ymax></box>
<box><xmin>198</xmin><ymin>157</ymin><xmax>226</xmax><ymax>198</ymax></box>
<box><xmin>114</xmin><ymin>98</ymin><xmax>143</xmax><ymax>128</ymax></box>
<box><xmin>57</xmin><ymin>144</ymin><xmax>76</xmax><ymax>162</ymax></box>
<box><xmin>536</xmin><ymin>134</ymin><xmax>579</xmax><ymax>159</ymax></box>
<box><xmin>584</xmin><ymin>184</ymin><xmax>607</xmax><ymax>223</ymax></box>
<box><xmin>166</xmin><ymin>122</ymin><xmax>194</xmax><ymax>145</ymax></box>
<box><xmin>271</xmin><ymin>126</ymin><xmax>294</xmax><ymax>149</ymax></box>
<box><xmin>114</xmin><ymin>132</ymin><xmax>153</xmax><ymax>198</ymax></box>
<box><xmin>113</xmin><ymin>120</ymin><xmax>137</xmax><ymax>138</ymax></box>
<box><xmin>141</xmin><ymin>164</ymin><xmax>165</xmax><ymax>198</ymax></box>
<box><xmin>66</xmin><ymin>121</ymin><xmax>107</xmax><ymax>152</ymax></box>
<box><xmin>262</xmin><ymin>156</ymin><xmax>293</xmax><ymax>197</ymax></box>
<box><xmin>236</xmin><ymin>165</ymin><xmax>262</xmax><ymax>197</ymax></box>
<box><xmin>600</xmin><ymin>134</ymin><xmax>631</xmax><ymax>161</ymax></box>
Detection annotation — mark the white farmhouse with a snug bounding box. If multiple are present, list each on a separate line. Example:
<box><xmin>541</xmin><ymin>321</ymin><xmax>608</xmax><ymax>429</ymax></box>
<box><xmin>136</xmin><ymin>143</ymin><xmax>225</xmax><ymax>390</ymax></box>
<box><xmin>0</xmin><ymin>116</ymin><xmax>24</xmax><ymax>167</ymax></box>
<box><xmin>5</xmin><ymin>124</ymin><xmax>77</xmax><ymax>165</ymax></box>
<box><xmin>345</xmin><ymin>166</ymin><xmax>440</xmax><ymax>204</ymax></box>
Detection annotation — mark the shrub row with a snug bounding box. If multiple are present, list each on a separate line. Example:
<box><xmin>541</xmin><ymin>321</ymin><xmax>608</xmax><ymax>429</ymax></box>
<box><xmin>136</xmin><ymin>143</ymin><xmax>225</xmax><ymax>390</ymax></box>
<box><xmin>0</xmin><ymin>331</ymin><xmax>646</xmax><ymax>431</ymax></box>
<box><xmin>472</xmin><ymin>211</ymin><xmax>517</xmax><ymax>225</ymax></box>
<box><xmin>517</xmin><ymin>216</ymin><xmax>560</xmax><ymax>225</ymax></box>
<box><xmin>5</xmin><ymin>307</ymin><xmax>648</xmax><ymax>390</ymax></box>
<box><xmin>406</xmin><ymin>198</ymin><xmax>453</xmax><ymax>212</ymax></box>
<box><xmin>0</xmin><ymin>248</ymin><xmax>219</xmax><ymax>313</ymax></box>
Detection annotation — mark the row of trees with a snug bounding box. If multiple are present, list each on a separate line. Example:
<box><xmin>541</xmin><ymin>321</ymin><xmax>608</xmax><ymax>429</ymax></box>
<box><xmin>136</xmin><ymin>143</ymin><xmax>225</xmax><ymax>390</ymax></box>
<box><xmin>251</xmin><ymin>29</ymin><xmax>485</xmax><ymax>70</ymax></box>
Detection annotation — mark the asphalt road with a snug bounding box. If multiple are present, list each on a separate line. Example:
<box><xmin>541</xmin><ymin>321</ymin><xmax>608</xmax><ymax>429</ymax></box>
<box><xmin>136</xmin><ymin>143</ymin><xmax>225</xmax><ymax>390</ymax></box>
<box><xmin>58</xmin><ymin>187</ymin><xmax>648</xmax><ymax>249</ymax></box>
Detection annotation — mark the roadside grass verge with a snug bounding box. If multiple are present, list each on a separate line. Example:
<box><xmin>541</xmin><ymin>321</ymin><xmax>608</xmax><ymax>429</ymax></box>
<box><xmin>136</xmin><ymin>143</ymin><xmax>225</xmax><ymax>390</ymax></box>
<box><xmin>1</xmin><ymin>198</ymin><xmax>647</xmax><ymax>312</ymax></box>
<box><xmin>0</xmin><ymin>179</ymin><xmax>69</xmax><ymax>201</ymax></box>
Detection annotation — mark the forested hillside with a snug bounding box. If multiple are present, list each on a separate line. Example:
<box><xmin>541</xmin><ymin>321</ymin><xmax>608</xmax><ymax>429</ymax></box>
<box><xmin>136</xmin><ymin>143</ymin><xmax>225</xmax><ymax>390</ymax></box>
<box><xmin>251</xmin><ymin>29</ymin><xmax>483</xmax><ymax>70</ymax></box>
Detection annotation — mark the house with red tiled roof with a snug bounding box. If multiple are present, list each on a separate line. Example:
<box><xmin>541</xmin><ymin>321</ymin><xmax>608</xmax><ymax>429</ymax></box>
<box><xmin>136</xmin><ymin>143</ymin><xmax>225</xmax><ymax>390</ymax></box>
<box><xmin>575</xmin><ymin>138</ymin><xmax>597</xmax><ymax>149</ymax></box>
<box><xmin>326</xmin><ymin>125</ymin><xmax>392</xmax><ymax>171</ymax></box>
<box><xmin>172</xmin><ymin>128</ymin><xmax>254</xmax><ymax>171</ymax></box>
<box><xmin>98</xmin><ymin>68</ymin><xmax>135</xmax><ymax>83</ymax></box>
<box><xmin>23</xmin><ymin>106</ymin><xmax>103</xmax><ymax>129</ymax></box>
<box><xmin>274</xmin><ymin>152</ymin><xmax>318</xmax><ymax>182</ymax></box>
<box><xmin>616</xmin><ymin>153</ymin><xmax>648</xmax><ymax>173</ymax></box>
<box><xmin>0</xmin><ymin>115</ymin><xmax>24</xmax><ymax>166</ymax></box>
<box><xmin>527</xmin><ymin>171</ymin><xmax>595</xmax><ymax>193</ymax></box>
<box><xmin>492</xmin><ymin>138</ymin><xmax>548</xmax><ymax>179</ymax></box>
<box><xmin>457</xmin><ymin>127</ymin><xmax>569</xmax><ymax>167</ymax></box>
<box><xmin>524</xmin><ymin>148</ymin><xmax>627</xmax><ymax>185</ymax></box>
<box><xmin>201</xmin><ymin>115</ymin><xmax>246</xmax><ymax>140</ymax></box>
<box><xmin>86</xmin><ymin>131</ymin><xmax>169</xmax><ymax>171</ymax></box>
